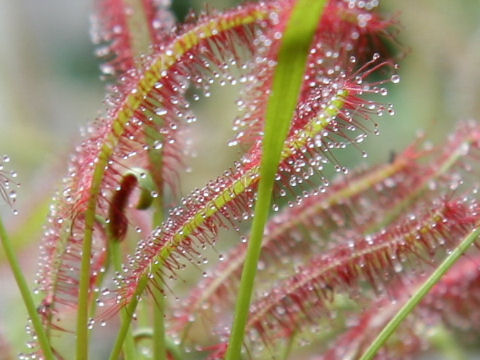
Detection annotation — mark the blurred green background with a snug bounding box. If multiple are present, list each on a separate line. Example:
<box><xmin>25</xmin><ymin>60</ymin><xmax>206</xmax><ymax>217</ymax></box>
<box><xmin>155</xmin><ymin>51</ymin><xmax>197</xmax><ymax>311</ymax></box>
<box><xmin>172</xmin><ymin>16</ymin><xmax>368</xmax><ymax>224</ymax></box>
<box><xmin>0</xmin><ymin>0</ymin><xmax>479</xmax><ymax>356</ymax></box>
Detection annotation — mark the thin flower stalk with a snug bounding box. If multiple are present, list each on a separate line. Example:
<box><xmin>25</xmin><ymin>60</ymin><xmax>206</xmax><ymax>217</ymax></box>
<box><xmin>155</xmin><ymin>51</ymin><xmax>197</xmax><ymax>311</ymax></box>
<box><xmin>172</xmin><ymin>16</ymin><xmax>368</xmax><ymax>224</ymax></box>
<box><xmin>1</xmin><ymin>217</ymin><xmax>54</xmax><ymax>360</ymax></box>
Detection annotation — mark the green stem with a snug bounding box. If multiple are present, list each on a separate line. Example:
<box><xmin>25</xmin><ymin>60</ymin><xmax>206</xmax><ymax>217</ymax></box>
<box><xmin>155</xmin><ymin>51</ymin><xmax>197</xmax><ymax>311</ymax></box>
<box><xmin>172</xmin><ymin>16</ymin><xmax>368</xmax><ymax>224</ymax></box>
<box><xmin>0</xmin><ymin>217</ymin><xmax>55</xmax><ymax>360</ymax></box>
<box><xmin>151</xmin><ymin>199</ymin><xmax>167</xmax><ymax>360</ymax></box>
<box><xmin>145</xmin><ymin>87</ymin><xmax>167</xmax><ymax>360</ymax></box>
<box><xmin>281</xmin><ymin>331</ymin><xmax>296</xmax><ymax>360</ymax></box>
<box><xmin>89</xmin><ymin>216</ymin><xmax>111</xmax><ymax>321</ymax></box>
<box><xmin>152</xmin><ymin>286</ymin><xmax>167</xmax><ymax>360</ymax></box>
<box><xmin>359</xmin><ymin>226</ymin><xmax>480</xmax><ymax>360</ymax></box>
<box><xmin>224</xmin><ymin>185</ymin><xmax>272</xmax><ymax>359</ymax></box>
<box><xmin>109</xmin><ymin>276</ymin><xmax>149</xmax><ymax>360</ymax></box>
<box><xmin>76</xmin><ymin>159</ymin><xmax>109</xmax><ymax>360</ymax></box>
<box><xmin>225</xmin><ymin>1</ymin><xmax>327</xmax><ymax>358</ymax></box>
<box><xmin>111</xmin><ymin>240</ymin><xmax>138</xmax><ymax>360</ymax></box>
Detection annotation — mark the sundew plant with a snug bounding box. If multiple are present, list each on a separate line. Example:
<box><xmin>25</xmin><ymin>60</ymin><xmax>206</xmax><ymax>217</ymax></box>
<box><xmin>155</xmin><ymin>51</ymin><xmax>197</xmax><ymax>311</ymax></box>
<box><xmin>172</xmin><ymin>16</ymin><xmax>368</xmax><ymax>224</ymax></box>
<box><xmin>1</xmin><ymin>0</ymin><xmax>480</xmax><ymax>359</ymax></box>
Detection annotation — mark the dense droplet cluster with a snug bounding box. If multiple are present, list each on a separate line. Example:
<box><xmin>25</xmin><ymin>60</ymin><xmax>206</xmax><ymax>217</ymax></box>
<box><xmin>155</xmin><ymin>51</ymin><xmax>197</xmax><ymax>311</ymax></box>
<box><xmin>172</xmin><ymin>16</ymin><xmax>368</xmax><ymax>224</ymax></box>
<box><xmin>170</xmin><ymin>123</ymin><xmax>480</xmax><ymax>357</ymax></box>
<box><xmin>171</xmin><ymin>107</ymin><xmax>480</xmax><ymax>343</ymax></box>
<box><xmin>171</xmin><ymin>143</ymin><xmax>426</xmax><ymax>334</ymax></box>
<box><xmin>195</xmin><ymin>123</ymin><xmax>480</xmax><ymax>356</ymax></box>
<box><xmin>237</xmin><ymin>196</ymin><xmax>480</xmax><ymax>350</ymax></box>
<box><xmin>103</xmin><ymin>69</ymin><xmax>398</xmax><ymax>315</ymax></box>
<box><xmin>36</xmin><ymin>0</ymin><xmax>279</xmax><ymax>327</ymax></box>
<box><xmin>91</xmin><ymin>0</ymin><xmax>402</xmax><ymax>325</ymax></box>
<box><xmin>28</xmin><ymin>1</ymin><xmax>480</xmax><ymax>359</ymax></box>
<box><xmin>91</xmin><ymin>0</ymin><xmax>137</xmax><ymax>78</ymax></box>
<box><xmin>232</xmin><ymin>0</ymin><xmax>397</xmax><ymax>147</ymax></box>
<box><xmin>91</xmin><ymin>0</ymin><xmax>176</xmax><ymax>80</ymax></box>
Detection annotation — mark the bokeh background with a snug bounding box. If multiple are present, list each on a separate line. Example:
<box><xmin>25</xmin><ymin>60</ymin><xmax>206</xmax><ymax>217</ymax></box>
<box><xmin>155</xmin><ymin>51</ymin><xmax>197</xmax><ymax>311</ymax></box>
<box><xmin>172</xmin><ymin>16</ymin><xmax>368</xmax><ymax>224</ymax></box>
<box><xmin>0</xmin><ymin>0</ymin><xmax>479</xmax><ymax>357</ymax></box>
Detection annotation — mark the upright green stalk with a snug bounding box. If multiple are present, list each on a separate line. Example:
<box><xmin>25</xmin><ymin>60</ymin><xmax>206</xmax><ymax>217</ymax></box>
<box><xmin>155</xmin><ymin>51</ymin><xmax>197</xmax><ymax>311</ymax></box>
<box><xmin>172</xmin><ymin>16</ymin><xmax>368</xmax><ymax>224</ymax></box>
<box><xmin>281</xmin><ymin>331</ymin><xmax>297</xmax><ymax>360</ymax></box>
<box><xmin>109</xmin><ymin>276</ymin><xmax>149</xmax><ymax>360</ymax></box>
<box><xmin>151</xmin><ymin>279</ymin><xmax>167</xmax><ymax>359</ymax></box>
<box><xmin>0</xmin><ymin>217</ymin><xmax>55</xmax><ymax>360</ymax></box>
<box><xmin>110</xmin><ymin>240</ymin><xmax>138</xmax><ymax>360</ymax></box>
<box><xmin>145</xmin><ymin>90</ymin><xmax>167</xmax><ymax>359</ymax></box>
<box><xmin>76</xmin><ymin>162</ymin><xmax>109</xmax><ymax>360</ymax></box>
<box><xmin>225</xmin><ymin>1</ymin><xmax>327</xmax><ymax>358</ymax></box>
<box><xmin>151</xmin><ymin>199</ymin><xmax>167</xmax><ymax>360</ymax></box>
<box><xmin>359</xmin><ymin>226</ymin><xmax>480</xmax><ymax>360</ymax></box>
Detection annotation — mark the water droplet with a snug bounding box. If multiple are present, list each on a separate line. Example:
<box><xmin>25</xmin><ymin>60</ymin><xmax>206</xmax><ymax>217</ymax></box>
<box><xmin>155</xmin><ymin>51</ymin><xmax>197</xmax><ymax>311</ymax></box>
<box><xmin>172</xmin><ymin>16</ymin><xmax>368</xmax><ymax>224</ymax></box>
<box><xmin>155</xmin><ymin>108</ymin><xmax>167</xmax><ymax>116</ymax></box>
